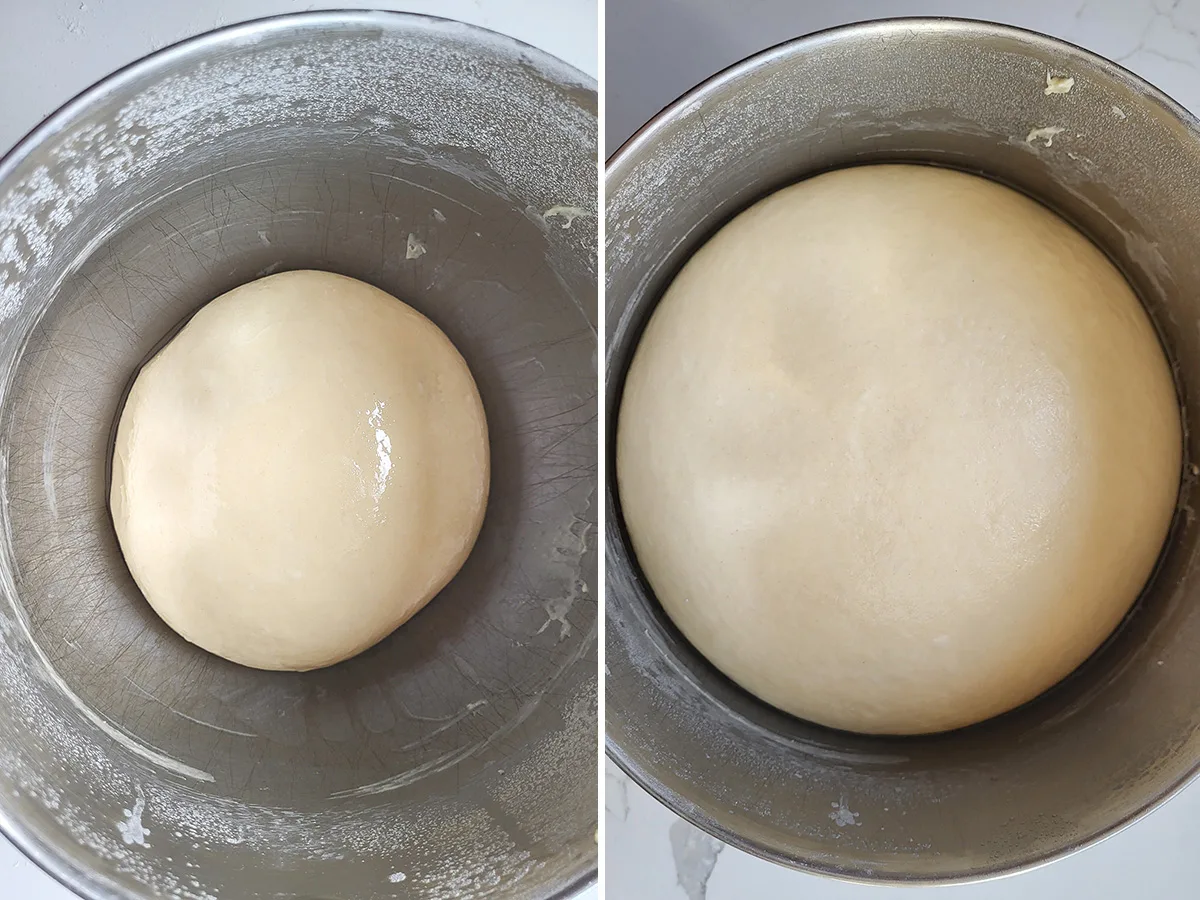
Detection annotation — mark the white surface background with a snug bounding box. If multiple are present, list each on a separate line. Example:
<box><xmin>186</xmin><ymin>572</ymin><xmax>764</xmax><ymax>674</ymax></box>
<box><xmin>606</xmin><ymin>1</ymin><xmax>1200</xmax><ymax>899</ymax></box>
<box><xmin>0</xmin><ymin>1</ymin><xmax>596</xmax><ymax>898</ymax></box>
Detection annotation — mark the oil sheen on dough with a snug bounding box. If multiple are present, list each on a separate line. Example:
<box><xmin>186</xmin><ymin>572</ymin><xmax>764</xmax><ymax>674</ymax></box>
<box><xmin>112</xmin><ymin>270</ymin><xmax>490</xmax><ymax>671</ymax></box>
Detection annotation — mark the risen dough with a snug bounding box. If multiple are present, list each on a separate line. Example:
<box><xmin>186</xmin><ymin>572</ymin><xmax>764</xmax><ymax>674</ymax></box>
<box><xmin>617</xmin><ymin>164</ymin><xmax>1181</xmax><ymax>735</ymax></box>
<box><xmin>112</xmin><ymin>270</ymin><xmax>489</xmax><ymax>671</ymax></box>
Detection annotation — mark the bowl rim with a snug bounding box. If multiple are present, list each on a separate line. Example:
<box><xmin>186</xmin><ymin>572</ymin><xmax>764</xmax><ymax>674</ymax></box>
<box><xmin>603</xmin><ymin>14</ymin><xmax>1200</xmax><ymax>886</ymax></box>
<box><xmin>0</xmin><ymin>9</ymin><xmax>596</xmax><ymax>900</ymax></box>
<box><xmin>0</xmin><ymin>7</ymin><xmax>596</xmax><ymax>189</ymax></box>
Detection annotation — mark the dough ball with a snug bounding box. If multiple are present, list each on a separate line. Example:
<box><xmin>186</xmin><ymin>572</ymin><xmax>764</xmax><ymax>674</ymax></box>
<box><xmin>617</xmin><ymin>164</ymin><xmax>1181</xmax><ymax>735</ymax></box>
<box><xmin>111</xmin><ymin>270</ymin><xmax>489</xmax><ymax>671</ymax></box>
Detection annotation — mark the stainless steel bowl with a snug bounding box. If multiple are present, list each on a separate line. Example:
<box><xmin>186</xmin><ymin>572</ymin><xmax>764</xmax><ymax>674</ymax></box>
<box><xmin>0</xmin><ymin>12</ymin><xmax>596</xmax><ymax>900</ymax></box>
<box><xmin>606</xmin><ymin>17</ymin><xmax>1200</xmax><ymax>884</ymax></box>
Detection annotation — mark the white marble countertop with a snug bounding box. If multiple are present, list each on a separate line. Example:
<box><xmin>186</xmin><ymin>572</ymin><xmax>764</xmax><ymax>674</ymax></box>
<box><xmin>606</xmin><ymin>0</ymin><xmax>1200</xmax><ymax>898</ymax></box>
<box><xmin>0</xmin><ymin>2</ymin><xmax>596</xmax><ymax>898</ymax></box>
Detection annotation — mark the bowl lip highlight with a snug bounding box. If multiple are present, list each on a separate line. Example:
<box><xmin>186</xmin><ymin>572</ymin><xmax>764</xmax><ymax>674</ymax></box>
<box><xmin>0</xmin><ymin>9</ymin><xmax>596</xmax><ymax>900</ymax></box>
<box><xmin>603</xmin><ymin>14</ymin><xmax>1200</xmax><ymax>886</ymax></box>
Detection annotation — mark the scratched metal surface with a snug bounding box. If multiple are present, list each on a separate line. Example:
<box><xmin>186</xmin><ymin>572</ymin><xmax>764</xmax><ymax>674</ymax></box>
<box><xmin>0</xmin><ymin>11</ymin><xmax>596</xmax><ymax>900</ymax></box>
<box><xmin>607</xmin><ymin>18</ymin><xmax>1200</xmax><ymax>886</ymax></box>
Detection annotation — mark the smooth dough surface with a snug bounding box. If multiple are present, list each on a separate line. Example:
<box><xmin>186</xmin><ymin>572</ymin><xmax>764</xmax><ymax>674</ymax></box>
<box><xmin>112</xmin><ymin>270</ymin><xmax>489</xmax><ymax>671</ymax></box>
<box><xmin>617</xmin><ymin>164</ymin><xmax>1181</xmax><ymax>735</ymax></box>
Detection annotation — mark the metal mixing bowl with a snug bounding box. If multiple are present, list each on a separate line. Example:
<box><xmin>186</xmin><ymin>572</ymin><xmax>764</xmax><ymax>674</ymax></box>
<box><xmin>0</xmin><ymin>12</ymin><xmax>596</xmax><ymax>900</ymax></box>
<box><xmin>606</xmin><ymin>17</ymin><xmax>1200</xmax><ymax>884</ymax></box>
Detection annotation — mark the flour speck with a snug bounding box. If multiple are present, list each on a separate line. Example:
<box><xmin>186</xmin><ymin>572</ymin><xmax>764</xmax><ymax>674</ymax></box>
<box><xmin>118</xmin><ymin>794</ymin><xmax>150</xmax><ymax>847</ymax></box>
<box><xmin>829</xmin><ymin>798</ymin><xmax>860</xmax><ymax>828</ymax></box>
<box><xmin>542</xmin><ymin>205</ymin><xmax>587</xmax><ymax>229</ymax></box>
